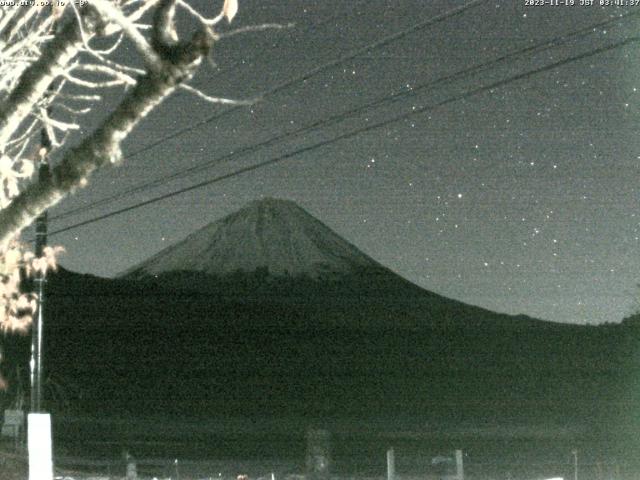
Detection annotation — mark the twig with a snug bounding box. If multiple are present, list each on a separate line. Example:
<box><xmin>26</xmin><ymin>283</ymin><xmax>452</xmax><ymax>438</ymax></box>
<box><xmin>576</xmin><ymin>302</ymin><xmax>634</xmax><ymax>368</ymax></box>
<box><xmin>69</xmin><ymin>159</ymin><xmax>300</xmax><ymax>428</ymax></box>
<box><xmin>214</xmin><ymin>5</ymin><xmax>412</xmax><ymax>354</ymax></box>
<box><xmin>219</xmin><ymin>22</ymin><xmax>295</xmax><ymax>39</ymax></box>
<box><xmin>179</xmin><ymin>84</ymin><xmax>256</xmax><ymax>105</ymax></box>
<box><xmin>91</xmin><ymin>0</ymin><xmax>162</xmax><ymax>71</ymax></box>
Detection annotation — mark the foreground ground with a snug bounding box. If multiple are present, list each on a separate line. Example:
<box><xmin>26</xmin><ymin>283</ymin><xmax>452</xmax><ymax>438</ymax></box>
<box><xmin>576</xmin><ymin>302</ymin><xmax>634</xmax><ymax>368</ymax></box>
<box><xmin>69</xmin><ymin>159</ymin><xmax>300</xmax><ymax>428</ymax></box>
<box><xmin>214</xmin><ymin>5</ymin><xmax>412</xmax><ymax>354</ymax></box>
<box><xmin>0</xmin><ymin>448</ymin><xmax>27</xmax><ymax>480</ymax></box>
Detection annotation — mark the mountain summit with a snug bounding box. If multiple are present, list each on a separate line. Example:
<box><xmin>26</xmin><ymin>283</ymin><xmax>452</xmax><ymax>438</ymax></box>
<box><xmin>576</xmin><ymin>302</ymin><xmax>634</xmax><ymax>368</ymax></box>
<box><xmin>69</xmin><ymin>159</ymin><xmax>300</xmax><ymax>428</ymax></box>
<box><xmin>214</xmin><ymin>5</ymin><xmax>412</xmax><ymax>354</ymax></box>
<box><xmin>115</xmin><ymin>198</ymin><xmax>547</xmax><ymax>329</ymax></box>
<box><xmin>122</xmin><ymin>198</ymin><xmax>383</xmax><ymax>280</ymax></box>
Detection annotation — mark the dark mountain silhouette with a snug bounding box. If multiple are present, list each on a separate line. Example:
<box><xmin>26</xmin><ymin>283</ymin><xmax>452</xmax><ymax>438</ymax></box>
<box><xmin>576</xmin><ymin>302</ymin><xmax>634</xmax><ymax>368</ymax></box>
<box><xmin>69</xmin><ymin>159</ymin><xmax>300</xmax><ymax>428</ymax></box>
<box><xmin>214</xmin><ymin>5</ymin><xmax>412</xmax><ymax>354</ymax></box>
<box><xmin>117</xmin><ymin>198</ymin><xmax>554</xmax><ymax>330</ymax></box>
<box><xmin>2</xmin><ymin>199</ymin><xmax>639</xmax><ymax>460</ymax></box>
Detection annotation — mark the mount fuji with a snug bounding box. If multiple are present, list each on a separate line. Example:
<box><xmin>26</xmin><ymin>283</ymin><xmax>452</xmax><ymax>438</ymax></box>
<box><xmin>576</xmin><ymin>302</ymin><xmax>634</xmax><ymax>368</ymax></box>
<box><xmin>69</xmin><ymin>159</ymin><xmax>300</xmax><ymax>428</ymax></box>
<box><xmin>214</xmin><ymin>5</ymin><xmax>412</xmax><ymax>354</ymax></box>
<box><xmin>122</xmin><ymin>197</ymin><xmax>386</xmax><ymax>280</ymax></box>
<box><xmin>114</xmin><ymin>197</ymin><xmax>549</xmax><ymax>329</ymax></box>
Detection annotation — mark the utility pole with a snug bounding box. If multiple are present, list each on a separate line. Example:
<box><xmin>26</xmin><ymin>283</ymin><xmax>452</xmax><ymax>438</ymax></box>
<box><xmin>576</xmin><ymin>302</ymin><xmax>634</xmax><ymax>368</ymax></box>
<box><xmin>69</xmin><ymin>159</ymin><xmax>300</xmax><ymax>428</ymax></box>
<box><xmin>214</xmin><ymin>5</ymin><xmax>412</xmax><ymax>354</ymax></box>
<box><xmin>27</xmin><ymin>13</ymin><xmax>57</xmax><ymax>479</ymax></box>
<box><xmin>30</xmin><ymin>135</ymin><xmax>50</xmax><ymax>413</ymax></box>
<box><xmin>27</xmin><ymin>130</ymin><xmax>53</xmax><ymax>480</ymax></box>
<box><xmin>572</xmin><ymin>449</ymin><xmax>578</xmax><ymax>480</ymax></box>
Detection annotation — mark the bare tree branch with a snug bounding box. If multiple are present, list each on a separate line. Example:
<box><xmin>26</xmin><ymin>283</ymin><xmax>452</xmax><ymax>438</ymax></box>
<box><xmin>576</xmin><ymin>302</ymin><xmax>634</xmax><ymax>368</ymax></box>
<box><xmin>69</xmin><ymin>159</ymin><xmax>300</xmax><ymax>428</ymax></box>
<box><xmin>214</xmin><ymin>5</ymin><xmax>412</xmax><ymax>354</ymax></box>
<box><xmin>0</xmin><ymin>9</ymin><xmax>100</xmax><ymax>148</ymax></box>
<box><xmin>153</xmin><ymin>0</ymin><xmax>179</xmax><ymax>47</ymax></box>
<box><xmin>218</xmin><ymin>22</ymin><xmax>294</xmax><ymax>39</ymax></box>
<box><xmin>91</xmin><ymin>0</ymin><xmax>162</xmax><ymax>71</ymax></box>
<box><xmin>0</xmin><ymin>23</ymin><xmax>214</xmax><ymax>248</ymax></box>
<box><xmin>179</xmin><ymin>83</ymin><xmax>255</xmax><ymax>105</ymax></box>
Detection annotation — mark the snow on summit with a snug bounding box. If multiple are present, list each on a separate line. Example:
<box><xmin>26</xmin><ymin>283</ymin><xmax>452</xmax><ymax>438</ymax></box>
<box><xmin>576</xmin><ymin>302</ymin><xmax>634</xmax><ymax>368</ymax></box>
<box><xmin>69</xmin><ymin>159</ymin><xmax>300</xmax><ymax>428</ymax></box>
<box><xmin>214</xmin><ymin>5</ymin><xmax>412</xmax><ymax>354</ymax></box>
<box><xmin>123</xmin><ymin>198</ymin><xmax>381</xmax><ymax>279</ymax></box>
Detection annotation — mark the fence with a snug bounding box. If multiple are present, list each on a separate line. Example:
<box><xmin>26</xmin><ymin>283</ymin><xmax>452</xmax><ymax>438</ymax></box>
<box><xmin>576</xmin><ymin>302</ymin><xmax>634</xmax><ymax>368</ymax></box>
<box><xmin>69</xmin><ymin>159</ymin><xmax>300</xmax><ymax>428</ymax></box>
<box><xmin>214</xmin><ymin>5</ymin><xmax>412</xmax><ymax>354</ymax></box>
<box><xmin>47</xmin><ymin>442</ymin><xmax>638</xmax><ymax>480</ymax></box>
<box><xmin>4</xmin><ymin>421</ymin><xmax>640</xmax><ymax>480</ymax></box>
<box><xmin>52</xmin><ymin>455</ymin><xmax>299</xmax><ymax>480</ymax></box>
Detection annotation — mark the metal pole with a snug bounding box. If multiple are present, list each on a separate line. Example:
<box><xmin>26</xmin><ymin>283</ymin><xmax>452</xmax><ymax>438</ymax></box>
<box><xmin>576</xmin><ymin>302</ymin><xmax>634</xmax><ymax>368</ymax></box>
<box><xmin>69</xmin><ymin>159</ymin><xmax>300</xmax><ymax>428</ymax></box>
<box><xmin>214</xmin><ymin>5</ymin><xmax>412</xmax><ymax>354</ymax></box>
<box><xmin>30</xmin><ymin>147</ymin><xmax>50</xmax><ymax>413</ymax></box>
<box><xmin>28</xmin><ymin>187</ymin><xmax>54</xmax><ymax>479</ymax></box>
<box><xmin>455</xmin><ymin>450</ymin><xmax>464</xmax><ymax>480</ymax></box>
<box><xmin>28</xmin><ymin>26</ymin><xmax>56</xmax><ymax>477</ymax></box>
<box><xmin>386</xmin><ymin>447</ymin><xmax>395</xmax><ymax>480</ymax></box>
<box><xmin>572</xmin><ymin>449</ymin><xmax>578</xmax><ymax>480</ymax></box>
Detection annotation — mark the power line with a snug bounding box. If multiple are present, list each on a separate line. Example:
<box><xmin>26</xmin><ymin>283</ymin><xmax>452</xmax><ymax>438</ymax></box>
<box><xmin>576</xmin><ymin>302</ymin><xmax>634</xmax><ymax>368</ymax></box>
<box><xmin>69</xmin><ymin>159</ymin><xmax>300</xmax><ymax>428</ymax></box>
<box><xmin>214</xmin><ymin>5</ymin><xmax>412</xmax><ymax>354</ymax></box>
<box><xmin>117</xmin><ymin>0</ymin><xmax>488</xmax><ymax>160</ymax></box>
<box><xmin>49</xmin><ymin>9</ymin><xmax>640</xmax><ymax>222</ymax></box>
<box><xmin>44</xmin><ymin>35</ymin><xmax>640</xmax><ymax>238</ymax></box>
<box><xmin>50</xmin><ymin>0</ymin><xmax>488</xmax><ymax>222</ymax></box>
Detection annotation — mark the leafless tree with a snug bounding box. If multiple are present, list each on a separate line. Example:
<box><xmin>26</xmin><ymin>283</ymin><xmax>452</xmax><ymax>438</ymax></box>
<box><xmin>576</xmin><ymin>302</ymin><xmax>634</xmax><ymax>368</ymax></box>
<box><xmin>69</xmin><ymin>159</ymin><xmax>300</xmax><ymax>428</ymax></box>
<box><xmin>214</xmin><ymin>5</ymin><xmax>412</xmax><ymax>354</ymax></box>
<box><xmin>0</xmin><ymin>0</ymin><xmax>242</xmax><ymax>345</ymax></box>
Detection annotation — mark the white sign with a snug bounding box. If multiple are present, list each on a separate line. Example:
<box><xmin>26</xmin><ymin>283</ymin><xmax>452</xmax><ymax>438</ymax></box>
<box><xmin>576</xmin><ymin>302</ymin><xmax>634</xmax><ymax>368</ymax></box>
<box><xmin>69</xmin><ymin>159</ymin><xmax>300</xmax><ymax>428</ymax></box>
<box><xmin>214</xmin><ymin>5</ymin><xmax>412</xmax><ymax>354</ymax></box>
<box><xmin>28</xmin><ymin>413</ymin><xmax>53</xmax><ymax>480</ymax></box>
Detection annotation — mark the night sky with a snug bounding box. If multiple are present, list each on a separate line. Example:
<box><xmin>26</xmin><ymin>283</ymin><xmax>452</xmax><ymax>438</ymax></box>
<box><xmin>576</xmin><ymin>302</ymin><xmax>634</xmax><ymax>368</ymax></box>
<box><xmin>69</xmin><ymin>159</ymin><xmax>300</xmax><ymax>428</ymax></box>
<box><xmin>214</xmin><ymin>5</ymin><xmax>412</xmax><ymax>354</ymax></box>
<box><xmin>33</xmin><ymin>0</ymin><xmax>640</xmax><ymax>325</ymax></box>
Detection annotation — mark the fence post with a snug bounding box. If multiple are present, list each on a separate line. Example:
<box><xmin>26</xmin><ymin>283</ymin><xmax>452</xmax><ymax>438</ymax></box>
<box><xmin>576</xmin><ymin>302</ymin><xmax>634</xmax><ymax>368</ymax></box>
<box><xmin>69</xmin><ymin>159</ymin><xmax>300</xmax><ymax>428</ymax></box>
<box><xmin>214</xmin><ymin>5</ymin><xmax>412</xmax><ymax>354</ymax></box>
<box><xmin>306</xmin><ymin>428</ymin><xmax>331</xmax><ymax>480</ymax></box>
<box><xmin>387</xmin><ymin>447</ymin><xmax>395</xmax><ymax>480</ymax></box>
<box><xmin>124</xmin><ymin>451</ymin><xmax>137</xmax><ymax>480</ymax></box>
<box><xmin>455</xmin><ymin>449</ymin><xmax>464</xmax><ymax>480</ymax></box>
